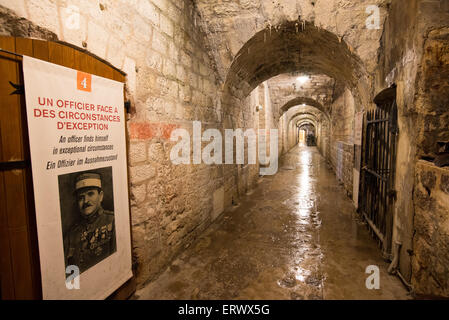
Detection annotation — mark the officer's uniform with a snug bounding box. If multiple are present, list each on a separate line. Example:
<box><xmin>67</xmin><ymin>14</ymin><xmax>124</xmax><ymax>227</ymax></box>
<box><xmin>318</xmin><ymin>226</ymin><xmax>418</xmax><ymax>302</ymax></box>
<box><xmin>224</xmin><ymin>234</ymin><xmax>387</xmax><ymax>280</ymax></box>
<box><xmin>64</xmin><ymin>173</ymin><xmax>116</xmax><ymax>274</ymax></box>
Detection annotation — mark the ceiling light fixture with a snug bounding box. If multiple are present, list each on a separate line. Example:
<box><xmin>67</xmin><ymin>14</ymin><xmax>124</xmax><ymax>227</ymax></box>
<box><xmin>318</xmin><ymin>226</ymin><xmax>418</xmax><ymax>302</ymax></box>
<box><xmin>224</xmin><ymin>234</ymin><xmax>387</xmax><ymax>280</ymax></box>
<box><xmin>297</xmin><ymin>76</ymin><xmax>309</xmax><ymax>84</ymax></box>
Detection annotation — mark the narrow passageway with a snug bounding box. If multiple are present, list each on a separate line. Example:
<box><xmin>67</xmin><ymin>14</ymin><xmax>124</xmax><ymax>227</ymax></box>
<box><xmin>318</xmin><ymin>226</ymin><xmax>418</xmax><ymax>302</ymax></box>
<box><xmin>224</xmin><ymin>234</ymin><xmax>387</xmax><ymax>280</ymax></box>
<box><xmin>135</xmin><ymin>146</ymin><xmax>409</xmax><ymax>300</ymax></box>
<box><xmin>1</xmin><ymin>0</ymin><xmax>448</xmax><ymax>301</ymax></box>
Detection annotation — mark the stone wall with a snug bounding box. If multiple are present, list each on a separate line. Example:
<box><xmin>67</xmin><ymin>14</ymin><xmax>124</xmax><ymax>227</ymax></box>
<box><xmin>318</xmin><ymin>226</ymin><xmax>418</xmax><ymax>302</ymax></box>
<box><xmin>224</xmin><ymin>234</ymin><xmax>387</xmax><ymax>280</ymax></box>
<box><xmin>410</xmin><ymin>8</ymin><xmax>449</xmax><ymax>297</ymax></box>
<box><xmin>412</xmin><ymin>160</ymin><xmax>449</xmax><ymax>297</ymax></box>
<box><xmin>3</xmin><ymin>0</ymin><xmax>449</xmax><ymax>298</ymax></box>
<box><xmin>281</xmin><ymin>105</ymin><xmax>322</xmax><ymax>151</ymax></box>
<box><xmin>375</xmin><ymin>0</ymin><xmax>449</xmax><ymax>286</ymax></box>
<box><xmin>195</xmin><ymin>0</ymin><xmax>388</xmax><ymax>82</ymax></box>
<box><xmin>231</xmin><ymin>89</ymin><xmax>261</xmax><ymax>202</ymax></box>
<box><xmin>416</xmin><ymin>27</ymin><xmax>449</xmax><ymax>159</ymax></box>
<box><xmin>328</xmin><ymin>89</ymin><xmax>355</xmax><ymax>196</ymax></box>
<box><xmin>374</xmin><ymin>0</ymin><xmax>421</xmax><ymax>284</ymax></box>
<box><xmin>317</xmin><ymin>119</ymin><xmax>330</xmax><ymax>160</ymax></box>
<box><xmin>0</xmin><ymin>0</ymin><xmax>268</xmax><ymax>287</ymax></box>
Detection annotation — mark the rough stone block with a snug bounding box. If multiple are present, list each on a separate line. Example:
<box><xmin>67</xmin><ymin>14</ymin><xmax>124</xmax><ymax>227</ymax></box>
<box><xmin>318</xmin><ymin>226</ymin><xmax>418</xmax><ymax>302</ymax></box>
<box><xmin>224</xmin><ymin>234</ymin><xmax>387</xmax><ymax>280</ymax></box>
<box><xmin>166</xmin><ymin>2</ymin><xmax>181</xmax><ymax>22</ymax></box>
<box><xmin>168</xmin><ymin>42</ymin><xmax>179</xmax><ymax>60</ymax></box>
<box><xmin>176</xmin><ymin>65</ymin><xmax>187</xmax><ymax>83</ymax></box>
<box><xmin>412</xmin><ymin>161</ymin><xmax>449</xmax><ymax>297</ymax></box>
<box><xmin>152</xmin><ymin>29</ymin><xmax>168</xmax><ymax>54</ymax></box>
<box><xmin>86</xmin><ymin>20</ymin><xmax>109</xmax><ymax>58</ymax></box>
<box><xmin>212</xmin><ymin>186</ymin><xmax>224</xmax><ymax>221</ymax></box>
<box><xmin>123</xmin><ymin>57</ymin><xmax>137</xmax><ymax>96</ymax></box>
<box><xmin>179</xmin><ymin>85</ymin><xmax>192</xmax><ymax>103</ymax></box>
<box><xmin>167</xmin><ymin>79</ymin><xmax>178</xmax><ymax>98</ymax></box>
<box><xmin>26</xmin><ymin>0</ymin><xmax>60</xmax><ymax>36</ymax></box>
<box><xmin>138</xmin><ymin>0</ymin><xmax>159</xmax><ymax>27</ymax></box>
<box><xmin>160</xmin><ymin>13</ymin><xmax>173</xmax><ymax>37</ymax></box>
<box><xmin>106</xmin><ymin>37</ymin><xmax>126</xmax><ymax>70</ymax></box>
<box><xmin>130</xmin><ymin>164</ymin><xmax>156</xmax><ymax>184</ymax></box>
<box><xmin>199</xmin><ymin>63</ymin><xmax>210</xmax><ymax>77</ymax></box>
<box><xmin>133</xmin><ymin>14</ymin><xmax>152</xmax><ymax>42</ymax></box>
<box><xmin>180</xmin><ymin>50</ymin><xmax>192</xmax><ymax>68</ymax></box>
<box><xmin>148</xmin><ymin>141</ymin><xmax>165</xmax><ymax>162</ymax></box>
<box><xmin>441</xmin><ymin>174</ymin><xmax>449</xmax><ymax>194</ymax></box>
<box><xmin>0</xmin><ymin>0</ymin><xmax>27</xmax><ymax>17</ymax></box>
<box><xmin>60</xmin><ymin>2</ymin><xmax>88</xmax><ymax>46</ymax></box>
<box><xmin>151</xmin><ymin>0</ymin><xmax>167</xmax><ymax>11</ymax></box>
<box><xmin>131</xmin><ymin>183</ymin><xmax>147</xmax><ymax>205</ymax></box>
<box><xmin>129</xmin><ymin>141</ymin><xmax>147</xmax><ymax>165</ymax></box>
<box><xmin>188</xmin><ymin>72</ymin><xmax>198</xmax><ymax>89</ymax></box>
<box><xmin>146</xmin><ymin>49</ymin><xmax>163</xmax><ymax>72</ymax></box>
<box><xmin>163</xmin><ymin>58</ymin><xmax>176</xmax><ymax>78</ymax></box>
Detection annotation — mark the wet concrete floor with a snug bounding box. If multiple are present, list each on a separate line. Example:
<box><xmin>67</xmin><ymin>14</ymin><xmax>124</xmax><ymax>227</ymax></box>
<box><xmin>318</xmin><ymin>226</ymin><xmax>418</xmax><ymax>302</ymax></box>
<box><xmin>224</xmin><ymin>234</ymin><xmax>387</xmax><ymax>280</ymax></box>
<box><xmin>135</xmin><ymin>145</ymin><xmax>410</xmax><ymax>300</ymax></box>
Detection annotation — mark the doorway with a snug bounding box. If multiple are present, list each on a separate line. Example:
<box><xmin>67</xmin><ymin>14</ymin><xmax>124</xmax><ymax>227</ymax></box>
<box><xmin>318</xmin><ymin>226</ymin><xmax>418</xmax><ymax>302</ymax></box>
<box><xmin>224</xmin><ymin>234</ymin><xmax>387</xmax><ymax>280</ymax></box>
<box><xmin>359</xmin><ymin>85</ymin><xmax>398</xmax><ymax>258</ymax></box>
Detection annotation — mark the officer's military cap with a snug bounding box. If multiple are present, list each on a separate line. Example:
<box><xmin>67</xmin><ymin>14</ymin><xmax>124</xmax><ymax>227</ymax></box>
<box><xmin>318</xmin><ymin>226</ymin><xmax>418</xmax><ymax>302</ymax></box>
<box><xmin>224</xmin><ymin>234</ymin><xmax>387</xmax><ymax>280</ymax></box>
<box><xmin>75</xmin><ymin>172</ymin><xmax>102</xmax><ymax>191</ymax></box>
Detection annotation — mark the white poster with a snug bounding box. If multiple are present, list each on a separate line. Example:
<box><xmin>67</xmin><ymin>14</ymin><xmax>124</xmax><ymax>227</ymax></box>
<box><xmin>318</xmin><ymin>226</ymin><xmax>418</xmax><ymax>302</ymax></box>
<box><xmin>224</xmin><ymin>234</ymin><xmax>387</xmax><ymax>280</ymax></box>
<box><xmin>22</xmin><ymin>56</ymin><xmax>132</xmax><ymax>300</ymax></box>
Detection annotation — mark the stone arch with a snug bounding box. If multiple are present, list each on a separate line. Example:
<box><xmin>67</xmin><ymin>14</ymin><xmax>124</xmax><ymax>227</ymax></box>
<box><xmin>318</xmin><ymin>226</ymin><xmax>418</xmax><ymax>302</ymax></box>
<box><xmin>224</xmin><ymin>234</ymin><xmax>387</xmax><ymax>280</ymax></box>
<box><xmin>286</xmin><ymin>115</ymin><xmax>317</xmax><ymax>148</ymax></box>
<box><xmin>222</xmin><ymin>20</ymin><xmax>369</xmax><ymax>113</ymax></box>
<box><xmin>284</xmin><ymin>105</ymin><xmax>327</xmax><ymax>127</ymax></box>
<box><xmin>297</xmin><ymin>119</ymin><xmax>317</xmax><ymax>137</ymax></box>
<box><xmin>287</xmin><ymin>114</ymin><xmax>319</xmax><ymax>138</ymax></box>
<box><xmin>280</xmin><ymin>97</ymin><xmax>329</xmax><ymax>119</ymax></box>
<box><xmin>298</xmin><ymin>122</ymin><xmax>316</xmax><ymax>136</ymax></box>
<box><xmin>288</xmin><ymin>114</ymin><xmax>317</xmax><ymax>136</ymax></box>
<box><xmin>298</xmin><ymin>121</ymin><xmax>315</xmax><ymax>129</ymax></box>
<box><xmin>297</xmin><ymin>119</ymin><xmax>316</xmax><ymax>127</ymax></box>
<box><xmin>288</xmin><ymin>112</ymin><xmax>320</xmax><ymax>127</ymax></box>
<box><xmin>292</xmin><ymin>116</ymin><xmax>317</xmax><ymax>127</ymax></box>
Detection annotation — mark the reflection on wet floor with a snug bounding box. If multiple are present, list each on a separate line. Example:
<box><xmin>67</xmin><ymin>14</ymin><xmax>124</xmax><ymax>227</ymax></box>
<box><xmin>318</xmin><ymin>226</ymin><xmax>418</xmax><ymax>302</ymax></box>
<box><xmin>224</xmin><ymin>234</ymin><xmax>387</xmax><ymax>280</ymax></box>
<box><xmin>135</xmin><ymin>145</ymin><xmax>410</xmax><ymax>300</ymax></box>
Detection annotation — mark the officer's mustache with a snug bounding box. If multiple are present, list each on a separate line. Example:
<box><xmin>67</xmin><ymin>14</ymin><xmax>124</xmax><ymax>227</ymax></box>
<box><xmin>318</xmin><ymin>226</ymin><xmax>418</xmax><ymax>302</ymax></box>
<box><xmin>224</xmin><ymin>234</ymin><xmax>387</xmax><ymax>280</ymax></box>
<box><xmin>82</xmin><ymin>203</ymin><xmax>93</xmax><ymax>209</ymax></box>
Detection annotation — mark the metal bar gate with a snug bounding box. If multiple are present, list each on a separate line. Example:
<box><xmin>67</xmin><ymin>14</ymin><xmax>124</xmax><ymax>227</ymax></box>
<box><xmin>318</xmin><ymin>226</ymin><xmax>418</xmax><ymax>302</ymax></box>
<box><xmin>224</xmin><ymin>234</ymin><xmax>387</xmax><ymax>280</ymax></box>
<box><xmin>360</xmin><ymin>86</ymin><xmax>398</xmax><ymax>258</ymax></box>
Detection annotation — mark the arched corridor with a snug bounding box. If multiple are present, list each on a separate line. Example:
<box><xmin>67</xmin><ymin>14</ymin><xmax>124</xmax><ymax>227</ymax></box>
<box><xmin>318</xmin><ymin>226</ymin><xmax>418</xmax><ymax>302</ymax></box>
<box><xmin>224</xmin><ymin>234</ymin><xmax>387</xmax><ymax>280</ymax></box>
<box><xmin>135</xmin><ymin>145</ymin><xmax>408</xmax><ymax>300</ymax></box>
<box><xmin>0</xmin><ymin>0</ymin><xmax>448</xmax><ymax>301</ymax></box>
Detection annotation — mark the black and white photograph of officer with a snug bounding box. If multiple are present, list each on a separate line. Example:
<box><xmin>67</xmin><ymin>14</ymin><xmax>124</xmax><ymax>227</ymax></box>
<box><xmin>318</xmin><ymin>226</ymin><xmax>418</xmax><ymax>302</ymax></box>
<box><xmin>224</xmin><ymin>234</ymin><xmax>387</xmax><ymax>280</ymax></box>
<box><xmin>59</xmin><ymin>167</ymin><xmax>116</xmax><ymax>275</ymax></box>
